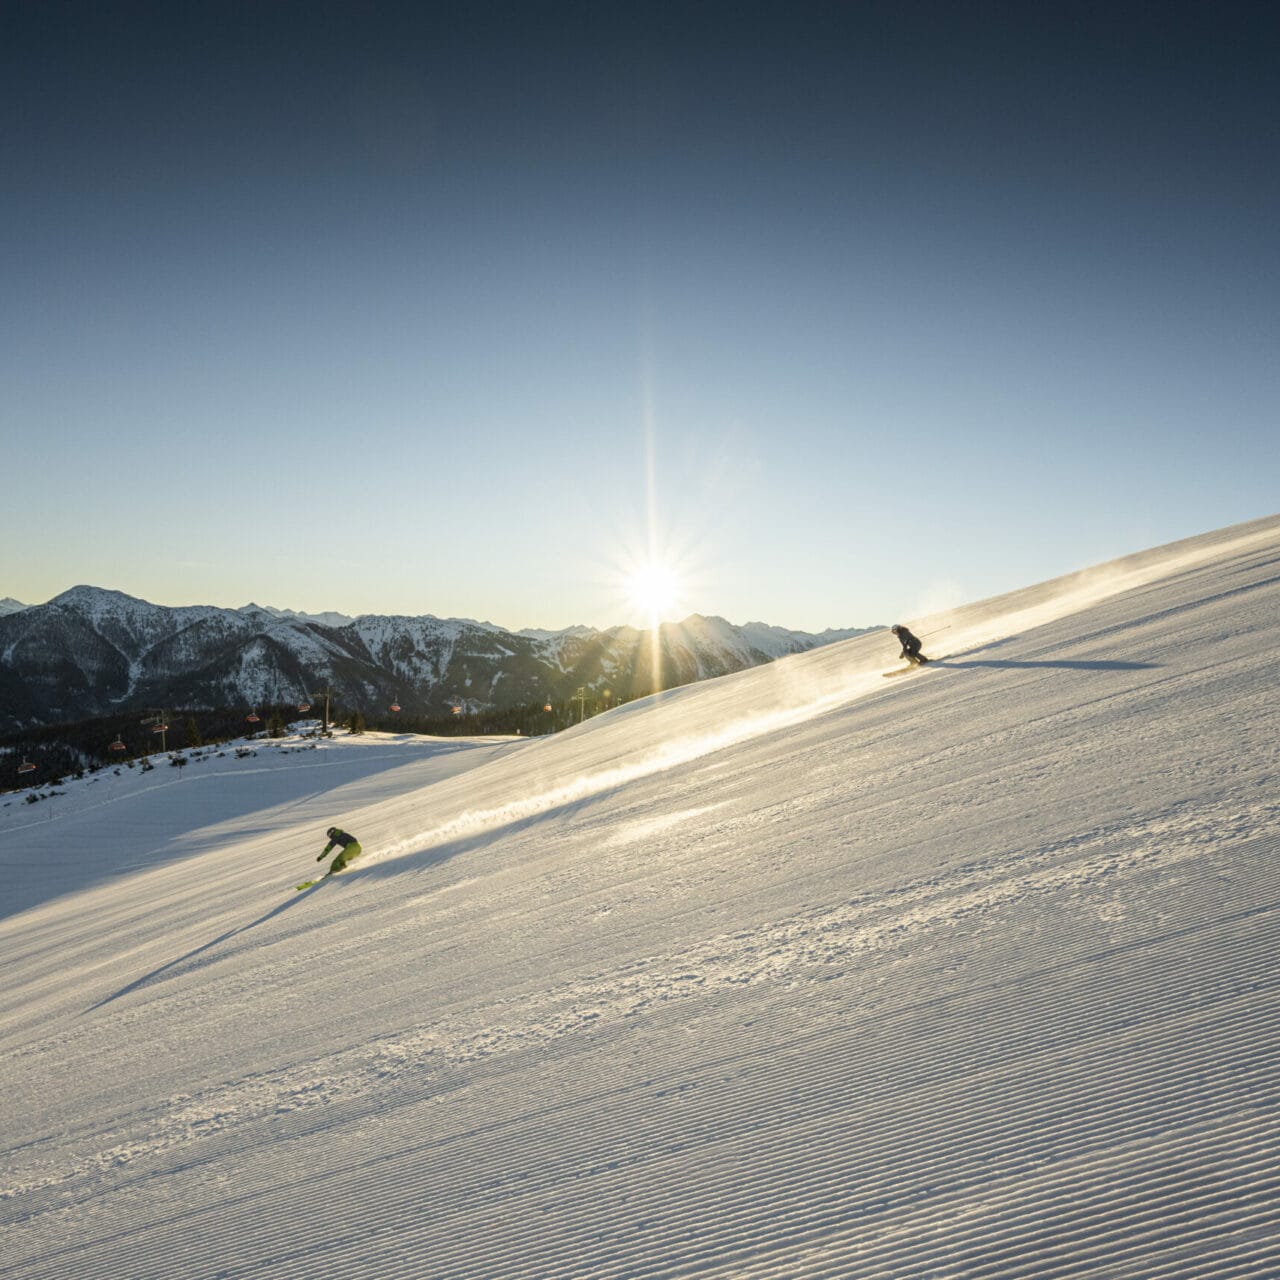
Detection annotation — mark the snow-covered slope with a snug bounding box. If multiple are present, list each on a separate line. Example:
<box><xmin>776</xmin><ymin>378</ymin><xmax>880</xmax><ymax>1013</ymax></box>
<box><xmin>2</xmin><ymin>514</ymin><xmax>1278</xmax><ymax>1279</ymax></box>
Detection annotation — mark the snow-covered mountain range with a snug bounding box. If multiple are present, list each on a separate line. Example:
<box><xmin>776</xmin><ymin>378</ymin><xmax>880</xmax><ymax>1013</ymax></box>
<box><xmin>0</xmin><ymin>586</ymin><xmax>871</xmax><ymax>729</ymax></box>
<box><xmin>3</xmin><ymin>514</ymin><xmax>1277</xmax><ymax>1278</ymax></box>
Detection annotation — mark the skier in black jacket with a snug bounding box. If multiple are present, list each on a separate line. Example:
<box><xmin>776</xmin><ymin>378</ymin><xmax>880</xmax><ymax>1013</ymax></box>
<box><xmin>316</xmin><ymin>826</ymin><xmax>363</xmax><ymax>877</ymax></box>
<box><xmin>891</xmin><ymin>624</ymin><xmax>929</xmax><ymax>665</ymax></box>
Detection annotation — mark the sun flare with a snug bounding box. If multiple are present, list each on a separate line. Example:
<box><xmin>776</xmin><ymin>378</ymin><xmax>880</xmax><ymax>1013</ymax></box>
<box><xmin>626</xmin><ymin>561</ymin><xmax>682</xmax><ymax>628</ymax></box>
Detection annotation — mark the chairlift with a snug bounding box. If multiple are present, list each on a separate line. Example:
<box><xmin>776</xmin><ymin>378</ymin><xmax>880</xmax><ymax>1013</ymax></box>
<box><xmin>151</xmin><ymin>723</ymin><xmax>169</xmax><ymax>734</ymax></box>
<box><xmin>109</xmin><ymin>737</ymin><xmax>126</xmax><ymax>753</ymax></box>
<box><xmin>297</xmin><ymin>702</ymin><xmax>311</xmax><ymax>713</ymax></box>
<box><xmin>17</xmin><ymin>758</ymin><xmax>36</xmax><ymax>775</ymax></box>
<box><xmin>389</xmin><ymin>699</ymin><xmax>401</xmax><ymax>713</ymax></box>
<box><xmin>246</xmin><ymin>710</ymin><xmax>260</xmax><ymax>724</ymax></box>
<box><xmin>451</xmin><ymin>704</ymin><xmax>462</xmax><ymax>716</ymax></box>
<box><xmin>543</xmin><ymin>701</ymin><xmax>553</xmax><ymax>713</ymax></box>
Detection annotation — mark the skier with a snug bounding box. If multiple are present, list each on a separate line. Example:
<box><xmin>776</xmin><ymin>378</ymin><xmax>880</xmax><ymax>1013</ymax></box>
<box><xmin>891</xmin><ymin>624</ymin><xmax>929</xmax><ymax>666</ymax></box>
<box><xmin>316</xmin><ymin>826</ymin><xmax>362</xmax><ymax>877</ymax></box>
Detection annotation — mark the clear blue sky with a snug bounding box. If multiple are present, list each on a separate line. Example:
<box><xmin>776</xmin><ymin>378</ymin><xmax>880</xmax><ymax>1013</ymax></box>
<box><xmin>3</xmin><ymin>1</ymin><xmax>1276</xmax><ymax>631</ymax></box>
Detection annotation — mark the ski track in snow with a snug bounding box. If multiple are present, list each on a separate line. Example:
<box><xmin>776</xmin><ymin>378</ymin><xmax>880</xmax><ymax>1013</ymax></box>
<box><xmin>2</xmin><ymin>514</ymin><xmax>1279</xmax><ymax>1279</ymax></box>
<box><xmin>4</xmin><ymin>792</ymin><xmax>1273</xmax><ymax>1205</ymax></box>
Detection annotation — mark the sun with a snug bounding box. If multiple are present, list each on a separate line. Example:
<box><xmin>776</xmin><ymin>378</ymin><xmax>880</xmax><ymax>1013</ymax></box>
<box><xmin>625</xmin><ymin>561</ymin><xmax>682</xmax><ymax>628</ymax></box>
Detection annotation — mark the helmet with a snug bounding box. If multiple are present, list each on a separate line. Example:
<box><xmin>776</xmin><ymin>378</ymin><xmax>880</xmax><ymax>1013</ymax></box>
<box><xmin>326</xmin><ymin>827</ymin><xmax>337</xmax><ymax>838</ymax></box>
<box><xmin>891</xmin><ymin>624</ymin><xmax>902</xmax><ymax>634</ymax></box>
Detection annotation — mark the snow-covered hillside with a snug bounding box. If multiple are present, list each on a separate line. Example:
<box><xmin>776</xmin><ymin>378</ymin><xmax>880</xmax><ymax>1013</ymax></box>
<box><xmin>2</xmin><ymin>514</ymin><xmax>1278</xmax><ymax>1279</ymax></box>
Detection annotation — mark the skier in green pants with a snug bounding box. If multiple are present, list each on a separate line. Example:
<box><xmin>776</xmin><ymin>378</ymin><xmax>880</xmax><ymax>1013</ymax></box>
<box><xmin>317</xmin><ymin>826</ymin><xmax>362</xmax><ymax>877</ymax></box>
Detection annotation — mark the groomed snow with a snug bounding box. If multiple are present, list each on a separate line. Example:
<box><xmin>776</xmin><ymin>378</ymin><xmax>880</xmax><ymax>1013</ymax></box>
<box><xmin>2</xmin><ymin>514</ymin><xmax>1278</xmax><ymax>1279</ymax></box>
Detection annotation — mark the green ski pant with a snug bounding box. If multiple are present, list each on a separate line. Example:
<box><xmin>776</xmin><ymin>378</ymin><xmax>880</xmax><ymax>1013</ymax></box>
<box><xmin>328</xmin><ymin>841</ymin><xmax>362</xmax><ymax>874</ymax></box>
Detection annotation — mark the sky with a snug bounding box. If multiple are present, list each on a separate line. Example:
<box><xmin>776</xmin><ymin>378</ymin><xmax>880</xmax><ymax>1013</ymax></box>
<box><xmin>3</xmin><ymin>0</ymin><xmax>1277</xmax><ymax>632</ymax></box>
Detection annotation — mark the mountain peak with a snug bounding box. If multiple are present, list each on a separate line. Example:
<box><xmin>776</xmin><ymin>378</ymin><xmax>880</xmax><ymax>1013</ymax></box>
<box><xmin>50</xmin><ymin>584</ymin><xmax>146</xmax><ymax>608</ymax></box>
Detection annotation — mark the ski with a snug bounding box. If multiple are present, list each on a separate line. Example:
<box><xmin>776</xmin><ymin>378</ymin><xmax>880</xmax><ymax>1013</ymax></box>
<box><xmin>883</xmin><ymin>656</ymin><xmax>941</xmax><ymax>678</ymax></box>
<box><xmin>296</xmin><ymin>869</ymin><xmax>348</xmax><ymax>891</ymax></box>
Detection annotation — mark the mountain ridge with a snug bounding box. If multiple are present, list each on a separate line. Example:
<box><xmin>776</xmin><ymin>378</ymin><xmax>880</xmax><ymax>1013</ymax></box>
<box><xmin>0</xmin><ymin>585</ymin><xmax>874</xmax><ymax>729</ymax></box>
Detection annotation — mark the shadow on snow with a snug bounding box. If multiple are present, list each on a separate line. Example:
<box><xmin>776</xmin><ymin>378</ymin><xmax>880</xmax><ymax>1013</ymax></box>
<box><xmin>935</xmin><ymin>659</ymin><xmax>1160</xmax><ymax>671</ymax></box>
<box><xmin>85</xmin><ymin>790</ymin><xmax>604</xmax><ymax>1014</ymax></box>
<box><xmin>86</xmin><ymin>892</ymin><xmax>314</xmax><ymax>1012</ymax></box>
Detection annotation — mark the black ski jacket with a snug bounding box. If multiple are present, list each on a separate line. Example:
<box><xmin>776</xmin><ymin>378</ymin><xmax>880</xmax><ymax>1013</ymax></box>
<box><xmin>322</xmin><ymin>828</ymin><xmax>358</xmax><ymax>855</ymax></box>
<box><xmin>895</xmin><ymin>627</ymin><xmax>923</xmax><ymax>658</ymax></box>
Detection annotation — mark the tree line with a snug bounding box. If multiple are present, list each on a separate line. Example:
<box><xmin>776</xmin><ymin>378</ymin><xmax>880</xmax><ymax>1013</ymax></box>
<box><xmin>359</xmin><ymin>690</ymin><xmax>637</xmax><ymax>738</ymax></box>
<box><xmin>0</xmin><ymin>690</ymin><xmax>650</xmax><ymax>793</ymax></box>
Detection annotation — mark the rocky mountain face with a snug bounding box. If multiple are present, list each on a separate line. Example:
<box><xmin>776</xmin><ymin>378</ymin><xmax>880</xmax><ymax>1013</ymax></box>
<box><xmin>0</xmin><ymin>587</ymin><xmax>872</xmax><ymax>730</ymax></box>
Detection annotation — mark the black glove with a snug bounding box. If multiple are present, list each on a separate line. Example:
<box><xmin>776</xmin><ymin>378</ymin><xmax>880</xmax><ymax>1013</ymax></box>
<box><xmin>316</xmin><ymin>851</ymin><xmax>326</xmax><ymax>861</ymax></box>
